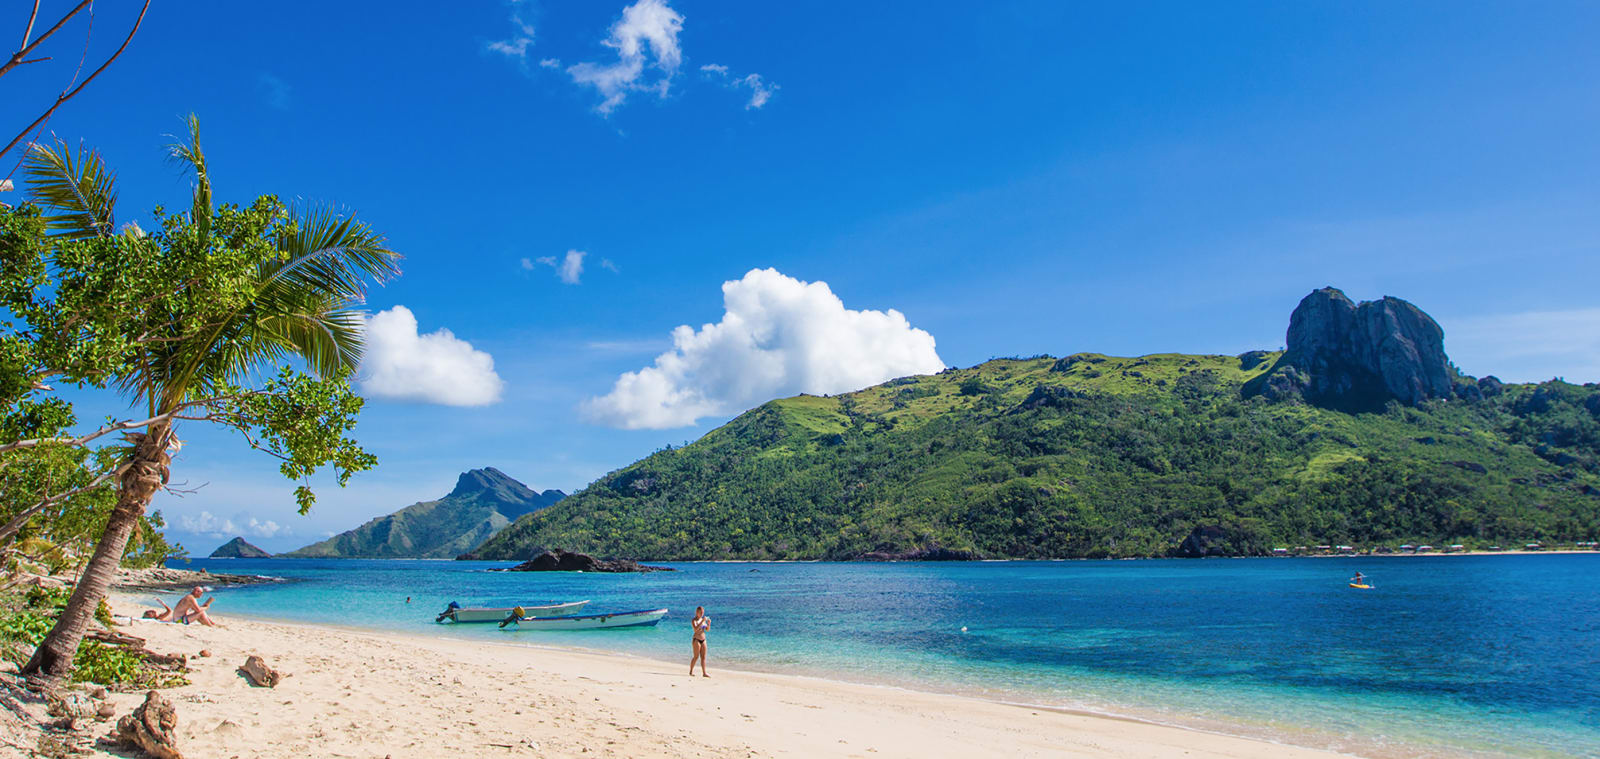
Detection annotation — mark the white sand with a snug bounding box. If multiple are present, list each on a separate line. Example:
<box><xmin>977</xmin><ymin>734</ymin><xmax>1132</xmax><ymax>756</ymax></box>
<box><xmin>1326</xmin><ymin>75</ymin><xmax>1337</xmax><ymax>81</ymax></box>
<box><xmin>72</xmin><ymin>597</ymin><xmax>1359</xmax><ymax>759</ymax></box>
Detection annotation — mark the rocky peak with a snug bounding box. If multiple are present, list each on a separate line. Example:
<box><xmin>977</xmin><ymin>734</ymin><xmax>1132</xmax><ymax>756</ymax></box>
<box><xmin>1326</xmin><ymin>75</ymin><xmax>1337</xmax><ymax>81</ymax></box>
<box><xmin>1253</xmin><ymin>287</ymin><xmax>1454</xmax><ymax>409</ymax></box>
<box><xmin>449</xmin><ymin>467</ymin><xmax>537</xmax><ymax>502</ymax></box>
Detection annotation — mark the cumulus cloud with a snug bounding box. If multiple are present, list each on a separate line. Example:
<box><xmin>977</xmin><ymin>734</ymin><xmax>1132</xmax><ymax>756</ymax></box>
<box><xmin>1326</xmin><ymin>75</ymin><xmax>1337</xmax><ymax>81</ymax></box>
<box><xmin>177</xmin><ymin>511</ymin><xmax>288</xmax><ymax>539</ymax></box>
<box><xmin>568</xmin><ymin>0</ymin><xmax>685</xmax><ymax>114</ymax></box>
<box><xmin>538</xmin><ymin>57</ymin><xmax>562</xmax><ymax>69</ymax></box>
<box><xmin>583</xmin><ymin>268</ymin><xmax>944</xmax><ymax>429</ymax></box>
<box><xmin>531</xmin><ymin>250</ymin><xmax>586</xmax><ymax>284</ymax></box>
<box><xmin>1446</xmin><ymin>307</ymin><xmax>1600</xmax><ymax>383</ymax></box>
<box><xmin>359</xmin><ymin>306</ymin><xmax>503</xmax><ymax>406</ymax></box>
<box><xmin>701</xmin><ymin>64</ymin><xmax>777</xmax><ymax>109</ymax></box>
<box><xmin>178</xmin><ymin>511</ymin><xmax>234</xmax><ymax>536</ymax></box>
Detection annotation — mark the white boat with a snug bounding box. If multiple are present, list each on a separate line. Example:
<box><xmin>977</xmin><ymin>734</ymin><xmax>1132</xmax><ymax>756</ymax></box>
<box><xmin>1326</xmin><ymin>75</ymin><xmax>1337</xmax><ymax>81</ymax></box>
<box><xmin>436</xmin><ymin>600</ymin><xmax>590</xmax><ymax>623</ymax></box>
<box><xmin>502</xmin><ymin>608</ymin><xmax>668</xmax><ymax>631</ymax></box>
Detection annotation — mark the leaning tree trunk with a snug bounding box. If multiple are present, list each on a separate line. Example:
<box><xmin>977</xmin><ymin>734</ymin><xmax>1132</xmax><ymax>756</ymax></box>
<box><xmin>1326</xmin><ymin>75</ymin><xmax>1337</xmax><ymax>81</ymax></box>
<box><xmin>21</xmin><ymin>424</ymin><xmax>172</xmax><ymax>687</ymax></box>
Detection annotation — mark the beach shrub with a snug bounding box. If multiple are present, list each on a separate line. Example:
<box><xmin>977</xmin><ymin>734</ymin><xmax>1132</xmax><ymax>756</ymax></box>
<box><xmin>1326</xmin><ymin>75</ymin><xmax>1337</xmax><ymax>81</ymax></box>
<box><xmin>0</xmin><ymin>610</ymin><xmax>54</xmax><ymax>645</ymax></box>
<box><xmin>69</xmin><ymin>641</ymin><xmax>142</xmax><ymax>685</ymax></box>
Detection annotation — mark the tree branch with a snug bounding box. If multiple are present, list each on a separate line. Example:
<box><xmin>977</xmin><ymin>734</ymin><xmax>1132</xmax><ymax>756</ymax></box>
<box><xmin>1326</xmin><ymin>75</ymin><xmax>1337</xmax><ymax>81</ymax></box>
<box><xmin>20</xmin><ymin>2</ymin><xmax>43</xmax><ymax>50</ymax></box>
<box><xmin>0</xmin><ymin>0</ymin><xmax>90</xmax><ymax>80</ymax></box>
<box><xmin>0</xmin><ymin>461</ymin><xmax>126</xmax><ymax>546</ymax></box>
<box><xmin>0</xmin><ymin>0</ymin><xmax>150</xmax><ymax>161</ymax></box>
<box><xmin>0</xmin><ymin>391</ymin><xmax>263</xmax><ymax>454</ymax></box>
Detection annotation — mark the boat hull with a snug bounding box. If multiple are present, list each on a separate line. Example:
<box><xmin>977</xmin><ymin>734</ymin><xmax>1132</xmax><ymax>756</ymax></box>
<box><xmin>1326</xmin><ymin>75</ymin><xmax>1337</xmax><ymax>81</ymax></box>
<box><xmin>504</xmin><ymin>608</ymin><xmax>669</xmax><ymax>631</ymax></box>
<box><xmin>441</xmin><ymin>601</ymin><xmax>590</xmax><ymax>623</ymax></box>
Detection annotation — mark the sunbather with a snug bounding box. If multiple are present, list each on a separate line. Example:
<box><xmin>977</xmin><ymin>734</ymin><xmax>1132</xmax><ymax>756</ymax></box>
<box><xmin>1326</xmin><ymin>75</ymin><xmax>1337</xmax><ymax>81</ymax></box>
<box><xmin>171</xmin><ymin>586</ymin><xmax>217</xmax><ymax>626</ymax></box>
<box><xmin>141</xmin><ymin>597</ymin><xmax>174</xmax><ymax>621</ymax></box>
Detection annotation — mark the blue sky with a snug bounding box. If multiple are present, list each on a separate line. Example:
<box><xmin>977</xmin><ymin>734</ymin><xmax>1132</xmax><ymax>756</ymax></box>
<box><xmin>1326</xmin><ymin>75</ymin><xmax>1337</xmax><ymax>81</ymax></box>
<box><xmin>7</xmin><ymin>1</ymin><xmax>1599</xmax><ymax>552</ymax></box>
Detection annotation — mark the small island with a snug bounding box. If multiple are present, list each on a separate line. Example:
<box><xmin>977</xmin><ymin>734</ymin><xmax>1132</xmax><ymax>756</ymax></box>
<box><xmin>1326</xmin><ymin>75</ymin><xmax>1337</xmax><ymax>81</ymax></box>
<box><xmin>208</xmin><ymin>536</ymin><xmax>273</xmax><ymax>559</ymax></box>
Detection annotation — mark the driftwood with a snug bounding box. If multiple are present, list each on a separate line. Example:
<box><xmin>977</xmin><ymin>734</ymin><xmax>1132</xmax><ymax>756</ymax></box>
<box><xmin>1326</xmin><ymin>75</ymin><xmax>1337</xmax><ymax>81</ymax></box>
<box><xmin>86</xmin><ymin>629</ymin><xmax>146</xmax><ymax>648</ymax></box>
<box><xmin>83</xmin><ymin>628</ymin><xmax>188</xmax><ymax>671</ymax></box>
<box><xmin>140</xmin><ymin>651</ymin><xmax>188</xmax><ymax>670</ymax></box>
<box><xmin>116</xmin><ymin>690</ymin><xmax>183</xmax><ymax>759</ymax></box>
<box><xmin>237</xmin><ymin>655</ymin><xmax>281</xmax><ymax>687</ymax></box>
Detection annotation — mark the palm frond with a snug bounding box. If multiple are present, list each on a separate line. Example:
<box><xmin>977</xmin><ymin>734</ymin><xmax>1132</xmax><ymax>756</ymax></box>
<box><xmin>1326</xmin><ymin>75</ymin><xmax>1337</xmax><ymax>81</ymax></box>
<box><xmin>21</xmin><ymin>141</ymin><xmax>117</xmax><ymax>239</ymax></box>
<box><xmin>268</xmin><ymin>205</ymin><xmax>402</xmax><ymax>304</ymax></box>
<box><xmin>164</xmin><ymin>113</ymin><xmax>212</xmax><ymax>237</ymax></box>
<box><xmin>162</xmin><ymin>207</ymin><xmax>398</xmax><ymax>395</ymax></box>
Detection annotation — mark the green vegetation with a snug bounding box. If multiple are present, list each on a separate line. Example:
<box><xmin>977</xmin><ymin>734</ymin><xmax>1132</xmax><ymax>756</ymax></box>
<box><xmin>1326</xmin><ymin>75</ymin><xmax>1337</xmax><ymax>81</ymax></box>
<box><xmin>0</xmin><ymin>586</ymin><xmax>179</xmax><ymax>688</ymax></box>
<box><xmin>286</xmin><ymin>468</ymin><xmax>565</xmax><ymax>559</ymax></box>
<box><xmin>475</xmin><ymin>353</ymin><xmax>1600</xmax><ymax>560</ymax></box>
<box><xmin>1</xmin><ymin>119</ymin><xmax>395</xmax><ymax>683</ymax></box>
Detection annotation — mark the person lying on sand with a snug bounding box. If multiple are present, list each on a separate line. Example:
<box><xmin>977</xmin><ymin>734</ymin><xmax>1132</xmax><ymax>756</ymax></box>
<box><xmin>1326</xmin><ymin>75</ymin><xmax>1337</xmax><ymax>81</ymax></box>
<box><xmin>141</xmin><ymin>598</ymin><xmax>174</xmax><ymax>621</ymax></box>
<box><xmin>171</xmin><ymin>586</ymin><xmax>218</xmax><ymax>626</ymax></box>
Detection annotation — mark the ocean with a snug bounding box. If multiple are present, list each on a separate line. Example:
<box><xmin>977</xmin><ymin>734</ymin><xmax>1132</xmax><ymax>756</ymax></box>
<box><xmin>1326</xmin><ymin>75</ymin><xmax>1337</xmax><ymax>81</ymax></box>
<box><xmin>168</xmin><ymin>554</ymin><xmax>1600</xmax><ymax>758</ymax></box>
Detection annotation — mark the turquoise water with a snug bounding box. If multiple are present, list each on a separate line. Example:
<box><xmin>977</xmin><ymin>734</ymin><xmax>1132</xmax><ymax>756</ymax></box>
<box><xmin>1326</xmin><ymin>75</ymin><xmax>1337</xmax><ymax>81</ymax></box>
<box><xmin>170</xmin><ymin>555</ymin><xmax>1600</xmax><ymax>757</ymax></box>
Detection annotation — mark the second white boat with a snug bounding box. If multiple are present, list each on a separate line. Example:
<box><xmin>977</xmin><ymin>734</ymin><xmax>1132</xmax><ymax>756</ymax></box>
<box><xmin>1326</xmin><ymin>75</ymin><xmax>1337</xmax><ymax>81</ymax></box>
<box><xmin>502</xmin><ymin>608</ymin><xmax>669</xmax><ymax>631</ymax></box>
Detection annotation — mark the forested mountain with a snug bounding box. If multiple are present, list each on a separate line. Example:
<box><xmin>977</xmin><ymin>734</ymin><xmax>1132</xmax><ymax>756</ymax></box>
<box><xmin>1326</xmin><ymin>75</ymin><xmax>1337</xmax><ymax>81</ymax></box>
<box><xmin>471</xmin><ymin>290</ymin><xmax>1600</xmax><ymax>561</ymax></box>
<box><xmin>287</xmin><ymin>468</ymin><xmax>564</xmax><ymax>558</ymax></box>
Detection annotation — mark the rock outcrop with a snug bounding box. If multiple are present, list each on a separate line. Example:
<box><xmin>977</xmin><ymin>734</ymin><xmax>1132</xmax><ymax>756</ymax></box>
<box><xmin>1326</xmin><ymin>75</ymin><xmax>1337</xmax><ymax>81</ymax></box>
<box><xmin>498</xmin><ymin>549</ymin><xmax>673</xmax><ymax>573</ymax></box>
<box><xmin>207</xmin><ymin>537</ymin><xmax>271</xmax><ymax>558</ymax></box>
<box><xmin>1251</xmin><ymin>287</ymin><xmax>1454</xmax><ymax>409</ymax></box>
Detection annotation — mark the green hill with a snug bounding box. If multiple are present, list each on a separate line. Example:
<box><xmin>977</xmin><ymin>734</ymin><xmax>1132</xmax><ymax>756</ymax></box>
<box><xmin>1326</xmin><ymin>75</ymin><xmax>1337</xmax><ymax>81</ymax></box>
<box><xmin>471</xmin><ymin>292</ymin><xmax>1600</xmax><ymax>561</ymax></box>
<box><xmin>208</xmin><ymin>536</ymin><xmax>272</xmax><ymax>558</ymax></box>
<box><xmin>286</xmin><ymin>468</ymin><xmax>564</xmax><ymax>558</ymax></box>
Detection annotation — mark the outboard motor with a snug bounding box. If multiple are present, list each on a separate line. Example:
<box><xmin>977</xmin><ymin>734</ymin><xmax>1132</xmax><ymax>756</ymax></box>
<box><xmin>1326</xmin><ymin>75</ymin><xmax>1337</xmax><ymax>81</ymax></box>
<box><xmin>435</xmin><ymin>601</ymin><xmax>462</xmax><ymax>623</ymax></box>
<box><xmin>498</xmin><ymin>605</ymin><xmax>527</xmax><ymax>629</ymax></box>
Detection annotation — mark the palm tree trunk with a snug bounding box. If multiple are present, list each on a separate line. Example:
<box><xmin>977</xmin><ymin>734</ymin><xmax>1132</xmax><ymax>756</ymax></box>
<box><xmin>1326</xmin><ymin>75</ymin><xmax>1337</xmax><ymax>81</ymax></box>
<box><xmin>20</xmin><ymin>424</ymin><xmax>171</xmax><ymax>687</ymax></box>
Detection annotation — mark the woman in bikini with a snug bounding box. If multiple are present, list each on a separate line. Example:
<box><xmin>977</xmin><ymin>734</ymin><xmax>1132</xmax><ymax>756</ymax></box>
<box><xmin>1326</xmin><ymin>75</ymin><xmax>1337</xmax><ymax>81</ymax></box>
<box><xmin>689</xmin><ymin>606</ymin><xmax>710</xmax><ymax>677</ymax></box>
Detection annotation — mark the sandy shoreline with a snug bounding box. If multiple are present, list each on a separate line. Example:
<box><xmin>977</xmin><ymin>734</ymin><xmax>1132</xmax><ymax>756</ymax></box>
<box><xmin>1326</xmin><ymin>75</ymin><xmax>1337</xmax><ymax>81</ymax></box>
<box><xmin>37</xmin><ymin>595</ymin><xmax>1369</xmax><ymax>759</ymax></box>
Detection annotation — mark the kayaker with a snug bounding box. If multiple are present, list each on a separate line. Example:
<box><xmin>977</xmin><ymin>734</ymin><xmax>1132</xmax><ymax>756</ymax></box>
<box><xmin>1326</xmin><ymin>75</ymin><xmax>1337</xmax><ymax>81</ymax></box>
<box><xmin>690</xmin><ymin>606</ymin><xmax>710</xmax><ymax>678</ymax></box>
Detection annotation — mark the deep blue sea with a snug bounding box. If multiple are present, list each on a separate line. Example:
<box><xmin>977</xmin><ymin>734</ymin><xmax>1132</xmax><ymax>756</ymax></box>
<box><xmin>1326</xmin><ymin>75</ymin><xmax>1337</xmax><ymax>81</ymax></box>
<box><xmin>166</xmin><ymin>555</ymin><xmax>1600</xmax><ymax>758</ymax></box>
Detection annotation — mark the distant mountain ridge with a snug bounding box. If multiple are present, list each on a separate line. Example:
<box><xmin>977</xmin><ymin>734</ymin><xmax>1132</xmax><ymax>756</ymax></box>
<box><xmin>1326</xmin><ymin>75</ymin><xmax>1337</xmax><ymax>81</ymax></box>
<box><xmin>469</xmin><ymin>288</ymin><xmax>1600</xmax><ymax>561</ymax></box>
<box><xmin>285</xmin><ymin>468</ymin><xmax>564</xmax><ymax>559</ymax></box>
<box><xmin>208</xmin><ymin>536</ymin><xmax>271</xmax><ymax>558</ymax></box>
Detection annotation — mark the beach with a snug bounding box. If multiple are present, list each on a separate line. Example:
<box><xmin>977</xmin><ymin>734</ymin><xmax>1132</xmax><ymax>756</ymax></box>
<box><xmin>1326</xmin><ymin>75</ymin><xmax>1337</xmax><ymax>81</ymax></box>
<box><xmin>75</xmin><ymin>595</ymin><xmax>1353</xmax><ymax>759</ymax></box>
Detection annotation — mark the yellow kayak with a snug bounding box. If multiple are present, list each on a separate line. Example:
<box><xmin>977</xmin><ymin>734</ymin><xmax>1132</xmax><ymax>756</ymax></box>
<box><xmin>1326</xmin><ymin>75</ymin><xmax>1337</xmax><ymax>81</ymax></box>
<box><xmin>1349</xmin><ymin>583</ymin><xmax>1373</xmax><ymax>589</ymax></box>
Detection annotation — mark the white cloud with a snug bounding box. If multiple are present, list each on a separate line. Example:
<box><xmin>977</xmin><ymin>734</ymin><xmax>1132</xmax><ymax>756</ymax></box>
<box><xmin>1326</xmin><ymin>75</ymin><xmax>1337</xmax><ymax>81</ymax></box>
<box><xmin>701</xmin><ymin>64</ymin><xmax>777</xmax><ymax>109</ymax></box>
<box><xmin>488</xmin><ymin>3</ymin><xmax>536</xmax><ymax>60</ymax></box>
<box><xmin>176</xmin><ymin>512</ymin><xmax>287</xmax><ymax>539</ymax></box>
<box><xmin>1445</xmin><ymin>307</ymin><xmax>1600</xmax><ymax>383</ymax></box>
<box><xmin>538</xmin><ymin>57</ymin><xmax>562</xmax><ymax>69</ymax></box>
<box><xmin>568</xmin><ymin>0</ymin><xmax>685</xmax><ymax>114</ymax></box>
<box><xmin>600</xmin><ymin>258</ymin><xmax>620</xmax><ymax>273</ymax></box>
<box><xmin>244</xmin><ymin>518</ymin><xmax>287</xmax><ymax>539</ymax></box>
<box><xmin>178</xmin><ymin>511</ymin><xmax>236</xmax><ymax>537</ymax></box>
<box><xmin>583</xmin><ymin>268</ymin><xmax>944</xmax><ymax>429</ymax></box>
<box><xmin>520</xmin><ymin>257</ymin><xmax>535</xmax><ymax>270</ymax></box>
<box><xmin>532</xmin><ymin>250</ymin><xmax>586</xmax><ymax>284</ymax></box>
<box><xmin>359</xmin><ymin>306</ymin><xmax>504</xmax><ymax>406</ymax></box>
<box><xmin>556</xmin><ymin>250</ymin><xmax>585</xmax><ymax>284</ymax></box>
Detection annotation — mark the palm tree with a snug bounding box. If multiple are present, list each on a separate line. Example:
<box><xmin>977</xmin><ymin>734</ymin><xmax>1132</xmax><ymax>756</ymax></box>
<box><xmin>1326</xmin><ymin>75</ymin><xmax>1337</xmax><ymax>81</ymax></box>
<box><xmin>18</xmin><ymin>116</ymin><xmax>399</xmax><ymax>683</ymax></box>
